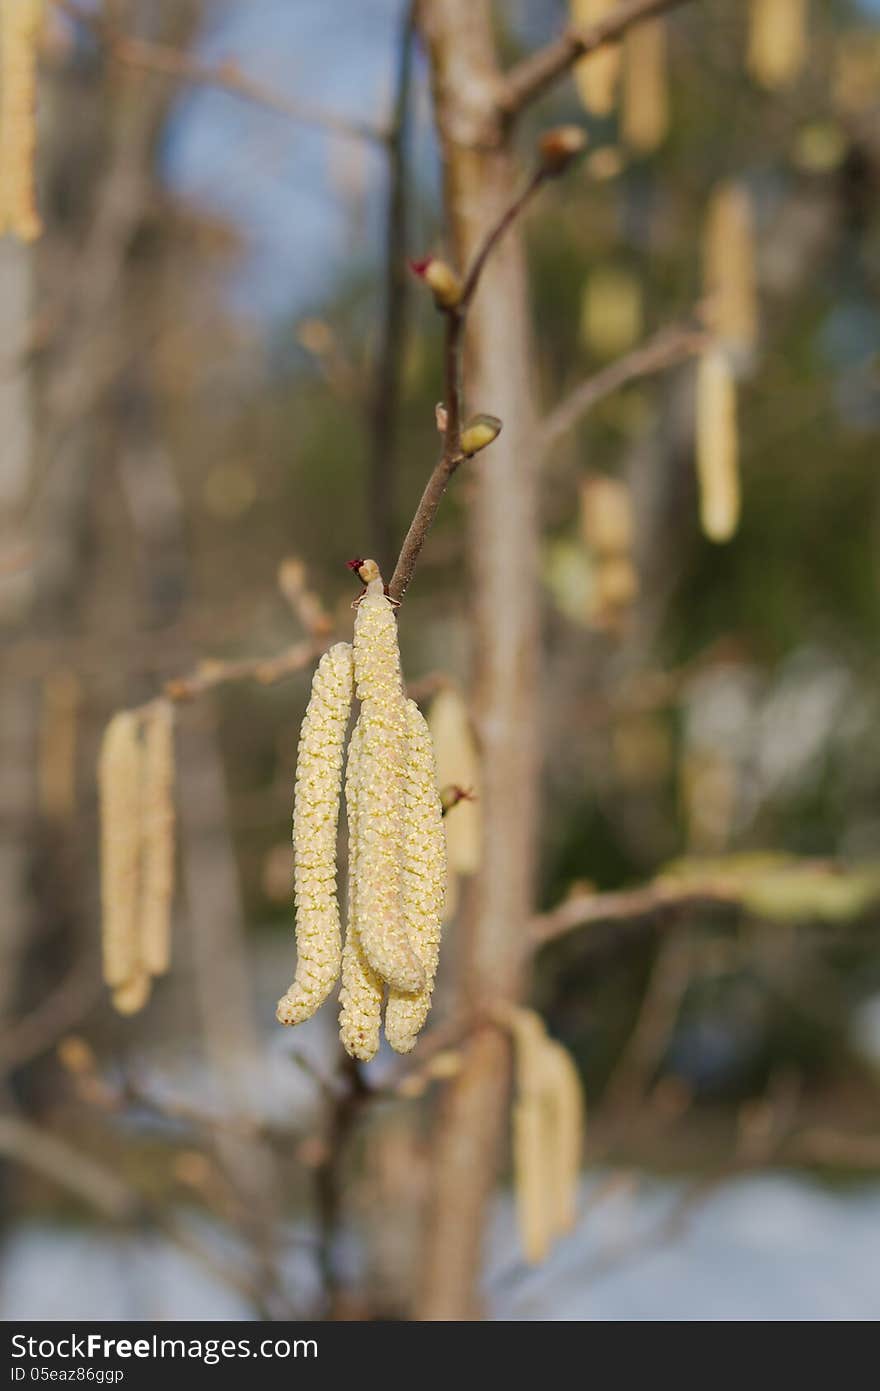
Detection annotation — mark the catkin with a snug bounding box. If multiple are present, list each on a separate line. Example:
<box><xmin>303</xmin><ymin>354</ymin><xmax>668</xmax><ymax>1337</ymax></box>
<box><xmin>276</xmin><ymin>642</ymin><xmax>353</xmax><ymax>1026</ymax></box>
<box><xmin>580</xmin><ymin>266</ymin><xmax>642</xmax><ymax>360</ymax></box>
<box><xmin>384</xmin><ymin>699</ymin><xmax>446</xmax><ymax>1054</ymax></box>
<box><xmin>112</xmin><ymin>971</ymin><xmax>151</xmax><ymax>1018</ymax></box>
<box><xmin>543</xmin><ymin>1040</ymin><xmax>586</xmax><ymax>1236</ymax></box>
<box><xmin>622</xmin><ymin>19</ymin><xmax>669</xmax><ymax>154</ymax></box>
<box><xmin>351</xmin><ymin>581</ymin><xmax>424</xmax><ymax>995</ymax></box>
<box><xmin>98</xmin><ymin>711</ymin><xmax>144</xmax><ymax>991</ymax></box>
<box><xmin>0</xmin><ymin>0</ymin><xmax>43</xmax><ymax>241</ymax></box>
<box><xmin>571</xmin><ymin>0</ymin><xmax>621</xmax><ymax>117</ymax></box>
<box><xmin>703</xmin><ymin>182</ymin><xmax>758</xmax><ymax>363</ymax></box>
<box><xmin>695</xmin><ymin>347</ymin><xmax>740</xmax><ymax>543</ymax></box>
<box><xmin>747</xmin><ymin>0</ymin><xmax>807</xmax><ymax>91</ymax></box>
<box><xmin>140</xmin><ymin>700</ymin><xmax>175</xmax><ymax>978</ymax></box>
<box><xmin>428</xmin><ymin>685</ymin><xmax>480</xmax><ymax>888</ymax></box>
<box><xmin>338</xmin><ymin>719</ymin><xmax>384</xmax><ymax>1061</ymax></box>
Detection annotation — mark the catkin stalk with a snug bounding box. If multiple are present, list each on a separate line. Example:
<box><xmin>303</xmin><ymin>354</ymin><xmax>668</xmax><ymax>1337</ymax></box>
<box><xmin>98</xmin><ymin>711</ymin><xmax>144</xmax><ymax>990</ymax></box>
<box><xmin>276</xmin><ymin>642</ymin><xmax>353</xmax><ymax>1025</ymax></box>
<box><xmin>622</xmin><ymin>19</ymin><xmax>669</xmax><ymax>154</ymax></box>
<box><xmin>351</xmin><ymin>581</ymin><xmax>424</xmax><ymax>994</ymax></box>
<box><xmin>748</xmin><ymin>0</ymin><xmax>807</xmax><ymax>90</ymax></box>
<box><xmin>695</xmin><ymin>347</ymin><xmax>740</xmax><ymax>543</ymax></box>
<box><xmin>384</xmin><ymin>699</ymin><xmax>446</xmax><ymax>1054</ymax></box>
<box><xmin>703</xmin><ymin>182</ymin><xmax>758</xmax><ymax>362</ymax></box>
<box><xmin>571</xmin><ymin>0</ymin><xmax>620</xmax><ymax>116</ymax></box>
<box><xmin>339</xmin><ymin>719</ymin><xmax>384</xmax><ymax>1061</ymax></box>
<box><xmin>0</xmin><ymin>0</ymin><xmax>43</xmax><ymax>241</ymax></box>
<box><xmin>140</xmin><ymin>700</ymin><xmax>176</xmax><ymax>978</ymax></box>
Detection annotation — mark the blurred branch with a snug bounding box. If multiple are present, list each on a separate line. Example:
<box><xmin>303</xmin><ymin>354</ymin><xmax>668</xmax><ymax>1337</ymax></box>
<box><xmin>368</xmin><ymin>1</ymin><xmax>417</xmax><ymax>571</ymax></box>
<box><xmin>497</xmin><ymin>0</ymin><xmax>694</xmax><ymax>120</ymax></box>
<box><xmin>387</xmin><ymin>166</ymin><xmax>550</xmax><ymax>603</ymax></box>
<box><xmin>0</xmin><ymin>956</ymin><xmax>101</xmax><ymax>1071</ymax></box>
<box><xmin>55</xmin><ymin>2</ymin><xmax>386</xmax><ymax>145</ymax></box>
<box><xmin>160</xmin><ymin>636</ymin><xmax>328</xmax><ymax>704</ymax></box>
<box><xmin>530</xmin><ymin>880</ymin><xmax>738</xmax><ymax>949</ymax></box>
<box><xmin>542</xmin><ymin>318</ymin><xmax>709</xmax><ymax>448</ymax></box>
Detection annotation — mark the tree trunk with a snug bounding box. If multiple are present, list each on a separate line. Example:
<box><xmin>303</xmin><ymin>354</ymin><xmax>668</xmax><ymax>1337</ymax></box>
<box><xmin>416</xmin><ymin>0</ymin><xmax>540</xmax><ymax>1320</ymax></box>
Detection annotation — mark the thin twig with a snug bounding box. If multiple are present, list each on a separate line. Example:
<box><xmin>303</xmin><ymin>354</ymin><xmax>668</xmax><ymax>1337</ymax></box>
<box><xmin>161</xmin><ymin>636</ymin><xmax>328</xmax><ymax>705</ymax></box>
<box><xmin>55</xmin><ymin>1</ymin><xmax>386</xmax><ymax>146</ymax></box>
<box><xmin>497</xmin><ymin>0</ymin><xmax>696</xmax><ymax>120</ymax></box>
<box><xmin>368</xmin><ymin>2</ymin><xmax>417</xmax><ymax>571</ymax></box>
<box><xmin>542</xmin><ymin>319</ymin><xmax>708</xmax><ymax>448</ymax></box>
<box><xmin>388</xmin><ymin>169</ymin><xmax>550</xmax><ymax>602</ymax></box>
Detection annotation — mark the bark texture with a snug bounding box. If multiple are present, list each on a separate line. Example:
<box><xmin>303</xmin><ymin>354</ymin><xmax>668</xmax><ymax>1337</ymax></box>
<box><xmin>415</xmin><ymin>0</ymin><xmax>540</xmax><ymax>1320</ymax></box>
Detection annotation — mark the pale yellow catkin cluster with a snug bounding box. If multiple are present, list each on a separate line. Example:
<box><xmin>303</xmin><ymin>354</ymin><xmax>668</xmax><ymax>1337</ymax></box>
<box><xmin>621</xmin><ymin>19</ymin><xmax>669</xmax><ymax>155</ymax></box>
<box><xmin>0</xmin><ymin>0</ymin><xmax>43</xmax><ymax>242</ymax></box>
<box><xmin>580</xmin><ymin>474</ymin><xmax>639</xmax><ymax>629</ymax></box>
<box><xmin>703</xmin><ymin>182</ymin><xmax>758</xmax><ymax>364</ymax></box>
<box><xmin>98</xmin><ymin>701</ymin><xmax>176</xmax><ymax>1015</ymax></box>
<box><xmin>571</xmin><ymin>0</ymin><xmax>620</xmax><ymax>117</ymax></box>
<box><xmin>277</xmin><ymin>642</ymin><xmax>354</xmax><ymax>1025</ymax></box>
<box><xmin>278</xmin><ymin>563</ymin><xmax>447</xmax><ymax>1060</ymax></box>
<box><xmin>695</xmin><ymin>347</ymin><xmax>740</xmax><ymax>544</ymax></box>
<box><xmin>501</xmin><ymin>1006</ymin><xmax>586</xmax><ymax>1265</ymax></box>
<box><xmin>747</xmin><ymin>0</ymin><xmax>807</xmax><ymax>91</ymax></box>
<box><xmin>427</xmin><ymin>686</ymin><xmax>480</xmax><ymax>921</ymax></box>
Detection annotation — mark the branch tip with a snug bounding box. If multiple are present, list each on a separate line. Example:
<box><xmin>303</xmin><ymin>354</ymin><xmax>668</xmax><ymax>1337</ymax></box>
<box><xmin>537</xmin><ymin>125</ymin><xmax>588</xmax><ymax>176</ymax></box>
<box><xmin>409</xmin><ymin>256</ymin><xmax>463</xmax><ymax>310</ymax></box>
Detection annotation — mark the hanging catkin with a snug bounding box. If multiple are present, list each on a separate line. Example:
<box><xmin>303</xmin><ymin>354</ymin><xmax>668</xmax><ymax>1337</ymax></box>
<box><xmin>428</xmin><ymin>686</ymin><xmax>480</xmax><ymax>922</ymax></box>
<box><xmin>543</xmin><ymin>1040</ymin><xmax>586</xmax><ymax>1236</ymax></box>
<box><xmin>338</xmin><ymin>719</ymin><xmax>384</xmax><ymax>1062</ymax></box>
<box><xmin>384</xmin><ymin>699</ymin><xmax>446</xmax><ymax>1054</ymax></box>
<box><xmin>277</xmin><ymin>642</ymin><xmax>353</xmax><ymax>1025</ymax></box>
<box><xmin>140</xmin><ymin>700</ymin><xmax>176</xmax><ymax>978</ymax></box>
<box><xmin>703</xmin><ymin>182</ymin><xmax>758</xmax><ymax>363</ymax></box>
<box><xmin>98</xmin><ymin>712</ymin><xmax>144</xmax><ymax>993</ymax></box>
<box><xmin>0</xmin><ymin>0</ymin><xmax>43</xmax><ymax>241</ymax></box>
<box><xmin>695</xmin><ymin>347</ymin><xmax>740</xmax><ymax>543</ymax></box>
<box><xmin>501</xmin><ymin>1005</ymin><xmax>586</xmax><ymax>1263</ymax></box>
<box><xmin>747</xmin><ymin>0</ymin><xmax>807</xmax><ymax>91</ymax></box>
<box><xmin>622</xmin><ymin>19</ymin><xmax>669</xmax><ymax>154</ymax></box>
<box><xmin>571</xmin><ymin>0</ymin><xmax>620</xmax><ymax>117</ymax></box>
<box><xmin>351</xmin><ymin>576</ymin><xmax>424</xmax><ymax>995</ymax></box>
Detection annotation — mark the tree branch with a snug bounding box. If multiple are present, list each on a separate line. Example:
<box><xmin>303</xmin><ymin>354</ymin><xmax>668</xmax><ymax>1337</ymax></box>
<box><xmin>542</xmin><ymin>317</ymin><xmax>708</xmax><ymax>448</ymax></box>
<box><xmin>55</xmin><ymin>2</ymin><xmax>386</xmax><ymax>145</ymax></box>
<box><xmin>387</xmin><ymin>168</ymin><xmax>550</xmax><ymax>602</ymax></box>
<box><xmin>497</xmin><ymin>0</ymin><xmax>695</xmax><ymax>121</ymax></box>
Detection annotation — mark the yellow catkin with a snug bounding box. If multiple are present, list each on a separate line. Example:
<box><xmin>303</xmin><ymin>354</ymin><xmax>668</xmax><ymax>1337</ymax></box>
<box><xmin>571</xmin><ymin>0</ymin><xmax>621</xmax><ymax>117</ymax></box>
<box><xmin>338</xmin><ymin>719</ymin><xmax>384</xmax><ymax>1062</ymax></box>
<box><xmin>427</xmin><ymin>685</ymin><xmax>480</xmax><ymax>886</ymax></box>
<box><xmin>276</xmin><ymin>642</ymin><xmax>354</xmax><ymax>1026</ymax></box>
<box><xmin>695</xmin><ymin>347</ymin><xmax>740</xmax><ymax>543</ymax></box>
<box><xmin>580</xmin><ymin>475</ymin><xmax>633</xmax><ymax>557</ymax></box>
<box><xmin>622</xmin><ymin>19</ymin><xmax>669</xmax><ymax>154</ymax></box>
<box><xmin>0</xmin><ymin>0</ymin><xmax>43</xmax><ymax>241</ymax></box>
<box><xmin>112</xmin><ymin>971</ymin><xmax>151</xmax><ymax>1017</ymax></box>
<box><xmin>384</xmin><ymin>699</ymin><xmax>446</xmax><ymax>1055</ymax></box>
<box><xmin>351</xmin><ymin>580</ymin><xmax>424</xmax><ymax>995</ymax></box>
<box><xmin>747</xmin><ymin>0</ymin><xmax>807</xmax><ymax>91</ymax></box>
<box><xmin>507</xmin><ymin>1007</ymin><xmax>553</xmax><ymax>1263</ymax></box>
<box><xmin>703</xmin><ymin>182</ymin><xmax>758</xmax><ymax>362</ymax></box>
<box><xmin>140</xmin><ymin>700</ymin><xmax>175</xmax><ymax>979</ymax></box>
<box><xmin>98</xmin><ymin>711</ymin><xmax>144</xmax><ymax>991</ymax></box>
<box><xmin>580</xmin><ymin>266</ymin><xmax>643</xmax><ymax>360</ymax></box>
<box><xmin>37</xmin><ymin>668</ymin><xmax>79</xmax><ymax>821</ymax></box>
<box><xmin>543</xmin><ymin>1040</ymin><xmax>586</xmax><ymax>1236</ymax></box>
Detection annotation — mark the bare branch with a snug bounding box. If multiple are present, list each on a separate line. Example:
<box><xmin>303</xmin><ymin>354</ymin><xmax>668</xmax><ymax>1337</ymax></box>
<box><xmin>542</xmin><ymin>318</ymin><xmax>708</xmax><ymax>448</ymax></box>
<box><xmin>498</xmin><ymin>0</ymin><xmax>695</xmax><ymax>120</ymax></box>
<box><xmin>55</xmin><ymin>2</ymin><xmax>386</xmax><ymax>145</ymax></box>
<box><xmin>530</xmin><ymin>880</ymin><xmax>739</xmax><ymax>950</ymax></box>
<box><xmin>161</xmin><ymin>637</ymin><xmax>328</xmax><ymax>705</ymax></box>
<box><xmin>388</xmin><ymin>169</ymin><xmax>551</xmax><ymax>602</ymax></box>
